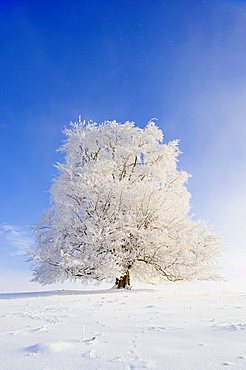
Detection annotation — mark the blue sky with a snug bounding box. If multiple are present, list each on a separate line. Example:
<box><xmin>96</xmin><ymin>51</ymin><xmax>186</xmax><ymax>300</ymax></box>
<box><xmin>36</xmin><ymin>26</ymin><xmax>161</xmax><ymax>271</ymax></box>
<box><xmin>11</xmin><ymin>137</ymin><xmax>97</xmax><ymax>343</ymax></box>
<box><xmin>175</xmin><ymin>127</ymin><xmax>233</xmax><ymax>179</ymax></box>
<box><xmin>1</xmin><ymin>0</ymin><xmax>246</xmax><ymax>290</ymax></box>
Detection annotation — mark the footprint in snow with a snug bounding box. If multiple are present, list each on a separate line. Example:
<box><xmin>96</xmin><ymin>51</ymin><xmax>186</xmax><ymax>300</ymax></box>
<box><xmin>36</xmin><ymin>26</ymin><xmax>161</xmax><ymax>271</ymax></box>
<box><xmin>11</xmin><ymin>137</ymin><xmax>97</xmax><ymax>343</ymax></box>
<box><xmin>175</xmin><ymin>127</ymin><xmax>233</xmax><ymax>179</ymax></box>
<box><xmin>214</xmin><ymin>323</ymin><xmax>246</xmax><ymax>331</ymax></box>
<box><xmin>152</xmin><ymin>326</ymin><xmax>166</xmax><ymax>330</ymax></box>
<box><xmin>81</xmin><ymin>350</ymin><xmax>100</xmax><ymax>359</ymax></box>
<box><xmin>32</xmin><ymin>326</ymin><xmax>49</xmax><ymax>333</ymax></box>
<box><xmin>144</xmin><ymin>305</ymin><xmax>156</xmax><ymax>309</ymax></box>
<box><xmin>127</xmin><ymin>356</ymin><xmax>152</xmax><ymax>369</ymax></box>
<box><xmin>111</xmin><ymin>357</ymin><xmax>123</xmax><ymax>362</ymax></box>
<box><xmin>83</xmin><ymin>336</ymin><xmax>97</xmax><ymax>344</ymax></box>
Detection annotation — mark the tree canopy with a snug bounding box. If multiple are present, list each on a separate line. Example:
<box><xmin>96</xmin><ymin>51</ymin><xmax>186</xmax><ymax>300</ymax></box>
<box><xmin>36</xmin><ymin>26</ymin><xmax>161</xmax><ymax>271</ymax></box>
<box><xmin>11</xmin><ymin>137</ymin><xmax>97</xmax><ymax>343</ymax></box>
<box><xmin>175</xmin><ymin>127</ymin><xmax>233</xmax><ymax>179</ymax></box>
<box><xmin>29</xmin><ymin>119</ymin><xmax>221</xmax><ymax>285</ymax></box>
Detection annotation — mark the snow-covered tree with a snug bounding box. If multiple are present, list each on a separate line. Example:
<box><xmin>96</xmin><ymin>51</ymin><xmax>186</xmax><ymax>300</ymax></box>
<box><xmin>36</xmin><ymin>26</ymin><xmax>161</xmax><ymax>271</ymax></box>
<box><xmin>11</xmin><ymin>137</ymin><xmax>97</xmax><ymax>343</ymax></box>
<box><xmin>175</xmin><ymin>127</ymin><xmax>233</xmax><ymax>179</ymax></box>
<box><xmin>29</xmin><ymin>119</ymin><xmax>221</xmax><ymax>287</ymax></box>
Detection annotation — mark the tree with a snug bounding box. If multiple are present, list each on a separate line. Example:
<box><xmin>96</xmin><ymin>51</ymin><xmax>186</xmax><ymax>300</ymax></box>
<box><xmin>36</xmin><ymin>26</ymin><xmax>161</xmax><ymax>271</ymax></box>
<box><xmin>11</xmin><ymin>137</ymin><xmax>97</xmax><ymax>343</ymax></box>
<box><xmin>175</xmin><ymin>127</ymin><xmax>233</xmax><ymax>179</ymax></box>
<box><xmin>28</xmin><ymin>119</ymin><xmax>221</xmax><ymax>288</ymax></box>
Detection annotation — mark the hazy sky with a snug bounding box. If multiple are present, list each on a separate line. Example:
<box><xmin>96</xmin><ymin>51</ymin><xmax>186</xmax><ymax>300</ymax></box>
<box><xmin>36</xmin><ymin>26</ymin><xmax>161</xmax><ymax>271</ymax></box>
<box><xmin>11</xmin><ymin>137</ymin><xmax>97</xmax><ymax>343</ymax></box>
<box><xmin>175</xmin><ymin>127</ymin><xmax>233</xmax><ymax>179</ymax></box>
<box><xmin>1</xmin><ymin>0</ymin><xmax>246</xmax><ymax>290</ymax></box>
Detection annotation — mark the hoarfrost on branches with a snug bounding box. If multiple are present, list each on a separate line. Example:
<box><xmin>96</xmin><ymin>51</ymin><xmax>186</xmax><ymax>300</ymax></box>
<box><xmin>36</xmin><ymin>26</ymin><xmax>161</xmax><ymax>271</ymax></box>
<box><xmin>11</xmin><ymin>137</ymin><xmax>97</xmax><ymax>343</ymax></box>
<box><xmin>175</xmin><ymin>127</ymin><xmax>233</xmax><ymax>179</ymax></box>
<box><xmin>28</xmin><ymin>119</ymin><xmax>221</xmax><ymax>285</ymax></box>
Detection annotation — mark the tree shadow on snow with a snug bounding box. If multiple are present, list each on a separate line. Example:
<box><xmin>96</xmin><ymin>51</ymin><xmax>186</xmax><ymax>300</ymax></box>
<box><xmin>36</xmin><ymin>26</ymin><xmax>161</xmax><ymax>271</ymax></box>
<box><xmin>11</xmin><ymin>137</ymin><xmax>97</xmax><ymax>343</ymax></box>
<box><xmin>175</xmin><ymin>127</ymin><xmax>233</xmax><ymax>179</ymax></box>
<box><xmin>0</xmin><ymin>288</ymin><xmax>154</xmax><ymax>300</ymax></box>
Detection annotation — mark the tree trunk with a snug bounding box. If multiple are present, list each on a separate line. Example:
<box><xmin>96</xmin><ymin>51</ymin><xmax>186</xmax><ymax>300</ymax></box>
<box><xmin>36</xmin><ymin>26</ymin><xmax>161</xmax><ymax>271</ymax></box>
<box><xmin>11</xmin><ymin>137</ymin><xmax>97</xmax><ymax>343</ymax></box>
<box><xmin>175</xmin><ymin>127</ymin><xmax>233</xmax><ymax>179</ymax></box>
<box><xmin>115</xmin><ymin>269</ymin><xmax>131</xmax><ymax>289</ymax></box>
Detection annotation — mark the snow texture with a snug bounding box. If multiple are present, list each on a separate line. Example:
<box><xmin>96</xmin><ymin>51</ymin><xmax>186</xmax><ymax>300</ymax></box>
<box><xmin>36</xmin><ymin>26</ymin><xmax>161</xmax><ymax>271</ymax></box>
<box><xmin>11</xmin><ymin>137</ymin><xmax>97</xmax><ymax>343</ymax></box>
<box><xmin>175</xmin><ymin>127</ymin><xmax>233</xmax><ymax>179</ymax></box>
<box><xmin>0</xmin><ymin>282</ymin><xmax>245</xmax><ymax>370</ymax></box>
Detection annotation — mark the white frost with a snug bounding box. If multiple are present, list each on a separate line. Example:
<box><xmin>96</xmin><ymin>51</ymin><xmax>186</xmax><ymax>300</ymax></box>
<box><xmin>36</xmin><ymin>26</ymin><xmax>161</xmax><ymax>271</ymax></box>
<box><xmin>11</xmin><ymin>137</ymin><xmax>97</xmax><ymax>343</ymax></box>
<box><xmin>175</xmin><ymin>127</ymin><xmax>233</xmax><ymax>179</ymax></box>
<box><xmin>28</xmin><ymin>119</ymin><xmax>221</xmax><ymax>285</ymax></box>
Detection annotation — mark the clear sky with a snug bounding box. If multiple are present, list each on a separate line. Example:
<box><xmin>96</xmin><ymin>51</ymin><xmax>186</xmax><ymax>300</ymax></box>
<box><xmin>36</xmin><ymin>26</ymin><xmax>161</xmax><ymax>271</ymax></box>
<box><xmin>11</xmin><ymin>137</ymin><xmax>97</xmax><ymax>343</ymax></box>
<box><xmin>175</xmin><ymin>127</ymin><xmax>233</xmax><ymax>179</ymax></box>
<box><xmin>1</xmin><ymin>0</ymin><xmax>246</xmax><ymax>291</ymax></box>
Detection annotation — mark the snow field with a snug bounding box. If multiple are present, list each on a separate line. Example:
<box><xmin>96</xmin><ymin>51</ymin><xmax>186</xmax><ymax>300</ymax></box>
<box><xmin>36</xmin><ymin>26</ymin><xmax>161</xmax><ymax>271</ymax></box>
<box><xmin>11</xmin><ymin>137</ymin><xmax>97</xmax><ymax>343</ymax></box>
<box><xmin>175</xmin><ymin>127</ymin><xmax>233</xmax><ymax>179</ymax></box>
<box><xmin>0</xmin><ymin>283</ymin><xmax>246</xmax><ymax>370</ymax></box>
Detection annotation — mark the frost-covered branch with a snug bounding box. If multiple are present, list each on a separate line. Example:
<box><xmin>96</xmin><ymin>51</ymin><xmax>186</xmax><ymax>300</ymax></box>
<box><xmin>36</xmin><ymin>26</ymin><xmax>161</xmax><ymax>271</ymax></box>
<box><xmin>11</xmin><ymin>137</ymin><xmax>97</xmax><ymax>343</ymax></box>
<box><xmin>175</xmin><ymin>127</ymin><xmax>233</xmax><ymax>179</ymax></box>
<box><xmin>28</xmin><ymin>119</ymin><xmax>222</xmax><ymax>285</ymax></box>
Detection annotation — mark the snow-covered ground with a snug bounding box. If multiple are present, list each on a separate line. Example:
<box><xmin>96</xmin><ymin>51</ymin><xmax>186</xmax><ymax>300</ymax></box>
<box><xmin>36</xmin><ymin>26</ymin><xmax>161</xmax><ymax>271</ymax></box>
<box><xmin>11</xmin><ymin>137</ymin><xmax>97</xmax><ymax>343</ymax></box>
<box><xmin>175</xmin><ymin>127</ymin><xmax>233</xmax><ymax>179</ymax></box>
<box><xmin>0</xmin><ymin>282</ymin><xmax>246</xmax><ymax>370</ymax></box>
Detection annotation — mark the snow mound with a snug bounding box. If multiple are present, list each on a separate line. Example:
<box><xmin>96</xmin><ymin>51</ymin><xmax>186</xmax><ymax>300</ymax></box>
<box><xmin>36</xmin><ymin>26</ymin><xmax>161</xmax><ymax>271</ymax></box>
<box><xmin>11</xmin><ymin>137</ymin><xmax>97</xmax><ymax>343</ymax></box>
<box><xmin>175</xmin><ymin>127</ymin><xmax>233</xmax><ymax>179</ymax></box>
<box><xmin>25</xmin><ymin>340</ymin><xmax>73</xmax><ymax>353</ymax></box>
